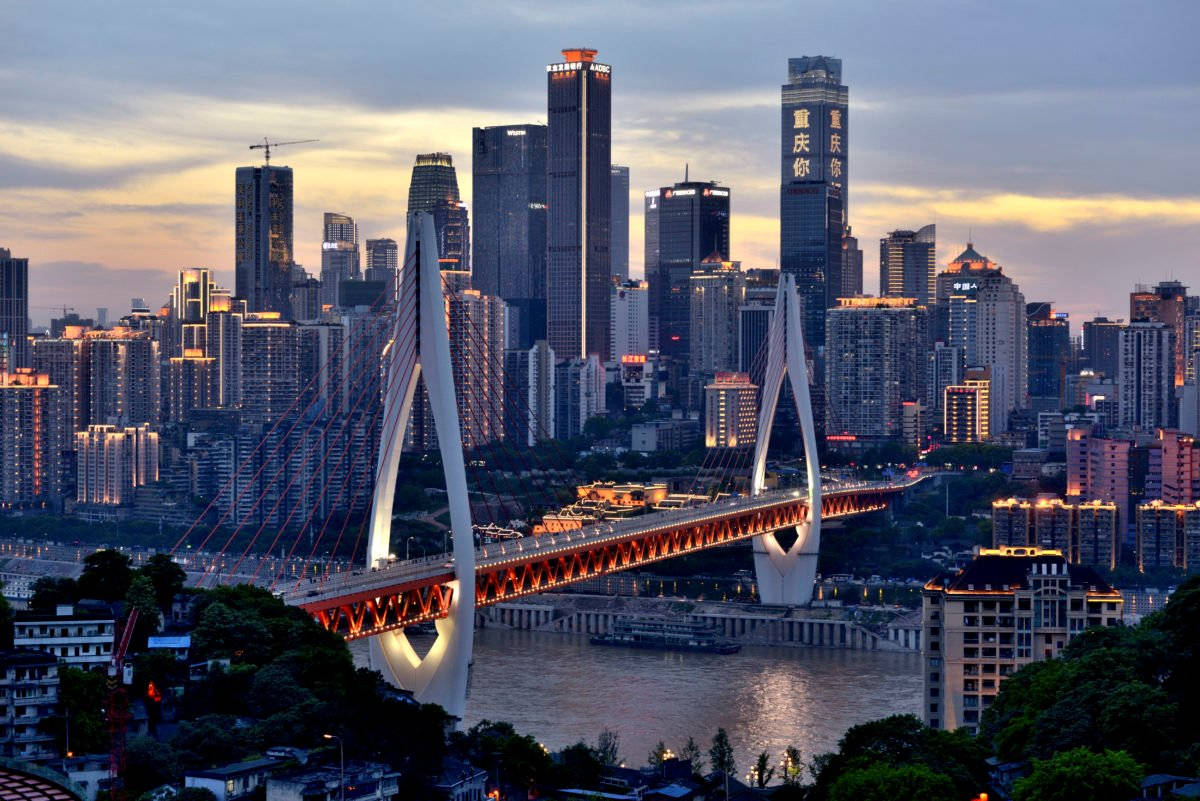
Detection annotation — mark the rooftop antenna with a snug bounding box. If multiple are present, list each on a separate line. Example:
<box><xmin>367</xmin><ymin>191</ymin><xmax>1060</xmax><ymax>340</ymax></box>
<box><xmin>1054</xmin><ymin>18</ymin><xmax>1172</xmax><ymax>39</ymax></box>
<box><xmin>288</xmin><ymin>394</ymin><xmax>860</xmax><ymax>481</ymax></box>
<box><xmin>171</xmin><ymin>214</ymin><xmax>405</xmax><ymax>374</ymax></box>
<box><xmin>685</xmin><ymin>163</ymin><xmax>689</xmax><ymax>182</ymax></box>
<box><xmin>249</xmin><ymin>137</ymin><xmax>319</xmax><ymax>166</ymax></box>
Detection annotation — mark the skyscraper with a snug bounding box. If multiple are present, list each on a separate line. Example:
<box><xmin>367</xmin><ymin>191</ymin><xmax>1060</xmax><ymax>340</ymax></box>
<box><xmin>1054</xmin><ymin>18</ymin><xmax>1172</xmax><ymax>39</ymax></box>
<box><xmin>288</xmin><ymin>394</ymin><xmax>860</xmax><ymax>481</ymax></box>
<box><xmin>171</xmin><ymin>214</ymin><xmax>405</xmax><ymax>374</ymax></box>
<box><xmin>1118</xmin><ymin>321</ymin><xmax>1176</xmax><ymax>430</ymax></box>
<box><xmin>504</xmin><ymin>340</ymin><xmax>556</xmax><ymax>447</ymax></box>
<box><xmin>649</xmin><ymin>178</ymin><xmax>731</xmax><ymax>361</ymax></box>
<box><xmin>1027</xmin><ymin>302</ymin><xmax>1071</xmax><ymax>411</ymax></box>
<box><xmin>841</xmin><ymin>226</ymin><xmax>863</xmax><ymax>298</ymax></box>
<box><xmin>1130</xmin><ymin>280</ymin><xmax>1188</xmax><ymax>387</ymax></box>
<box><xmin>610</xmin><ymin>165</ymin><xmax>630</xmax><ymax>280</ymax></box>
<box><xmin>0</xmin><ymin>369</ymin><xmax>64</xmax><ymax>505</ymax></box>
<box><xmin>689</xmin><ymin>257</ymin><xmax>744</xmax><ymax>376</ymax></box>
<box><xmin>320</xmin><ymin>212</ymin><xmax>360</xmax><ymax>308</ymax></box>
<box><xmin>408</xmin><ymin>153</ymin><xmax>470</xmax><ymax>290</ymax></box>
<box><xmin>235</xmin><ymin>165</ymin><xmax>294</xmax><ymax>315</ymax></box>
<box><xmin>610</xmin><ymin>279</ymin><xmax>649</xmax><ymax>361</ymax></box>
<box><xmin>546</xmin><ymin>48</ymin><xmax>612</xmax><ymax>362</ymax></box>
<box><xmin>0</xmin><ymin>247</ymin><xmax>29</xmax><ymax>371</ymax></box>
<box><xmin>880</xmin><ymin>225</ymin><xmax>936</xmax><ymax>305</ymax></box>
<box><xmin>1082</xmin><ymin>316</ymin><xmax>1123</xmax><ymax>378</ymax></box>
<box><xmin>448</xmin><ymin>289</ymin><xmax>507</xmax><ymax>449</ymax></box>
<box><xmin>779</xmin><ymin>56</ymin><xmax>848</xmax><ymax>348</ymax></box>
<box><xmin>364</xmin><ymin>238</ymin><xmax>399</xmax><ymax>293</ymax></box>
<box><xmin>471</xmin><ymin>124</ymin><xmax>548</xmax><ymax>347</ymax></box>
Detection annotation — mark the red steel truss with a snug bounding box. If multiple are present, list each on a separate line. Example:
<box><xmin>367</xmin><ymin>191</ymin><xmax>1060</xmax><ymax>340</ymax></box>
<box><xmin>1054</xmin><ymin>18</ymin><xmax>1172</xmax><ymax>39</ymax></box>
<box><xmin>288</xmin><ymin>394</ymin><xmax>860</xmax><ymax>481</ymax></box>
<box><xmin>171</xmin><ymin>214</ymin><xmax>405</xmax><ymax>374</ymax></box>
<box><xmin>302</xmin><ymin>485</ymin><xmax>900</xmax><ymax>640</ymax></box>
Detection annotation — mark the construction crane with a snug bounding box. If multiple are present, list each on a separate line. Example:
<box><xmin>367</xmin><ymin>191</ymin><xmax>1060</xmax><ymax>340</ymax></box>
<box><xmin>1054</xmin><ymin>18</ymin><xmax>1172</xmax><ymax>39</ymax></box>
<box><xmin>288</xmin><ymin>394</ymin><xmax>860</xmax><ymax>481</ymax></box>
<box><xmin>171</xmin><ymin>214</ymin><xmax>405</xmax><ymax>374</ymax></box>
<box><xmin>249</xmin><ymin>137</ymin><xmax>319</xmax><ymax>166</ymax></box>
<box><xmin>106</xmin><ymin>608</ymin><xmax>139</xmax><ymax>801</ymax></box>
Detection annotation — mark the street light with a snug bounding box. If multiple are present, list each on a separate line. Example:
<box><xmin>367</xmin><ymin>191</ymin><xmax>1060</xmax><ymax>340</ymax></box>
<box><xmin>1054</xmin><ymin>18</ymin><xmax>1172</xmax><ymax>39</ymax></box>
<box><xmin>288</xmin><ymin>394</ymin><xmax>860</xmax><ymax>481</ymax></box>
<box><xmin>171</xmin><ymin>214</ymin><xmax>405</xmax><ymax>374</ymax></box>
<box><xmin>322</xmin><ymin>733</ymin><xmax>344</xmax><ymax>801</ymax></box>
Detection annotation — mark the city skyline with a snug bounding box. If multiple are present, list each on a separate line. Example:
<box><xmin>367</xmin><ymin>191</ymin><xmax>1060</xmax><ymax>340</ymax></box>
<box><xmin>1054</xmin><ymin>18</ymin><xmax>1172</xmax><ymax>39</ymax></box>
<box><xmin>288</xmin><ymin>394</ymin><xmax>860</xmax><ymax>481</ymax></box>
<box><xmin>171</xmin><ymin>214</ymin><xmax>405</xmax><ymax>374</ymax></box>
<box><xmin>4</xmin><ymin>2</ymin><xmax>1199</xmax><ymax>327</ymax></box>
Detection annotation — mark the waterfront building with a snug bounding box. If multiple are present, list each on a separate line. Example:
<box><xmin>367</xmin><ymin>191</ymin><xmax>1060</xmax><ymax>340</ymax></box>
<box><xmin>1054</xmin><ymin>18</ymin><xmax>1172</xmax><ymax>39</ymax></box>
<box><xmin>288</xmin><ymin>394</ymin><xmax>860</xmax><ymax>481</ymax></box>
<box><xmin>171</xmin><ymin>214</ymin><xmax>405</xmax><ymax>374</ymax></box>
<box><xmin>779</xmin><ymin>56</ymin><xmax>848</xmax><ymax>348</ymax></box>
<box><xmin>688</xmin><ymin>257</ymin><xmax>744</xmax><ymax>376</ymax></box>
<box><xmin>879</xmin><ymin>225</ymin><xmax>936</xmax><ymax>305</ymax></box>
<box><xmin>922</xmin><ymin>547</ymin><xmax>1123</xmax><ymax>732</ymax></box>
<box><xmin>504</xmin><ymin>340</ymin><xmax>556</xmax><ymax>447</ymax></box>
<box><xmin>943</xmin><ymin>369</ymin><xmax>990</xmax><ymax>443</ymax></box>
<box><xmin>235</xmin><ymin>165</ymin><xmax>294</xmax><ymax>315</ymax></box>
<box><xmin>1027</xmin><ymin>302</ymin><xmax>1071</xmax><ymax>411</ymax></box>
<box><xmin>1136</xmin><ymin>500</ymin><xmax>1200</xmax><ymax>572</ymax></box>
<box><xmin>75</xmin><ymin>423</ymin><xmax>158</xmax><ymax>507</ymax></box>
<box><xmin>547</xmin><ymin>48</ymin><xmax>612</xmax><ymax>362</ymax></box>
<box><xmin>0</xmin><ymin>247</ymin><xmax>29</xmax><ymax>370</ymax></box>
<box><xmin>1118</xmin><ymin>321</ymin><xmax>1176</xmax><ymax>430</ymax></box>
<box><xmin>649</xmin><ymin>178</ymin><xmax>730</xmax><ymax>362</ymax></box>
<box><xmin>704</xmin><ymin>372</ymin><xmax>757</xmax><ymax>450</ymax></box>
<box><xmin>320</xmin><ymin>212</ymin><xmax>360</xmax><ymax>308</ymax></box>
<box><xmin>471</xmin><ymin>124</ymin><xmax>548</xmax><ymax>346</ymax></box>
<box><xmin>992</xmin><ymin>496</ymin><xmax>1119</xmax><ymax>569</ymax></box>
<box><xmin>825</xmin><ymin>296</ymin><xmax>928</xmax><ymax>443</ymax></box>
<box><xmin>0</xmin><ymin>369</ymin><xmax>64</xmax><ymax>506</ymax></box>
<box><xmin>610</xmin><ymin>279</ymin><xmax>649</xmax><ymax>362</ymax></box>
<box><xmin>610</xmin><ymin>165</ymin><xmax>630</xmax><ymax>280</ymax></box>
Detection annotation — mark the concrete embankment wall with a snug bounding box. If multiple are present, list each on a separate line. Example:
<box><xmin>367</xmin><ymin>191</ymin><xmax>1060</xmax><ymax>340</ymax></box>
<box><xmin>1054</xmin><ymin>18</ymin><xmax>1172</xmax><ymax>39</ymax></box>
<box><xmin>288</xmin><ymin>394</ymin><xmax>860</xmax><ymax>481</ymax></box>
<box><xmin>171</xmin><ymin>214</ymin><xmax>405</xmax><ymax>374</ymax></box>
<box><xmin>477</xmin><ymin>593</ymin><xmax>913</xmax><ymax>652</ymax></box>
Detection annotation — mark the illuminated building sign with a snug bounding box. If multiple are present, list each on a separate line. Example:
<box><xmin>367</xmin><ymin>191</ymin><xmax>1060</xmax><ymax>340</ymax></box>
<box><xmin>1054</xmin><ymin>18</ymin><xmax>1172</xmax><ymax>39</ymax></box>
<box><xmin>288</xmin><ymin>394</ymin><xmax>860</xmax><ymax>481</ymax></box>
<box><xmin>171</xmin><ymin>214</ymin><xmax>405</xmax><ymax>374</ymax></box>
<box><xmin>506</xmin><ymin>130</ymin><xmax>526</xmax><ymax>136</ymax></box>
<box><xmin>952</xmin><ymin>282</ymin><xmax>979</xmax><ymax>291</ymax></box>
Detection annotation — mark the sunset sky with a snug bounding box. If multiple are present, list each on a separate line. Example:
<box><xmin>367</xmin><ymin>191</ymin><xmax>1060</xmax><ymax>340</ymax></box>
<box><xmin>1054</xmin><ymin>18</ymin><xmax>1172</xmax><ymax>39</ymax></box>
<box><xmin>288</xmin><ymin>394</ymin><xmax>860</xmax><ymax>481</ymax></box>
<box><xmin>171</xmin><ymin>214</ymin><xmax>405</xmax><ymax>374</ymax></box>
<box><xmin>4</xmin><ymin>0</ymin><xmax>1198</xmax><ymax>326</ymax></box>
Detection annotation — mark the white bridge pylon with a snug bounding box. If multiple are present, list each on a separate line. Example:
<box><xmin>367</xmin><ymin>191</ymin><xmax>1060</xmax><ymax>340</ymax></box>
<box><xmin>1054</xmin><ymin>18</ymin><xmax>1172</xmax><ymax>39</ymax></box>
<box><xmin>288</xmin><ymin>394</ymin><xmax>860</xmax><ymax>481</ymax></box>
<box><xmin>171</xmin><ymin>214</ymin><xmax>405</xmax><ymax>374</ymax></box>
<box><xmin>750</xmin><ymin>273</ymin><xmax>823</xmax><ymax>606</ymax></box>
<box><xmin>366</xmin><ymin>212</ymin><xmax>474</xmax><ymax>720</ymax></box>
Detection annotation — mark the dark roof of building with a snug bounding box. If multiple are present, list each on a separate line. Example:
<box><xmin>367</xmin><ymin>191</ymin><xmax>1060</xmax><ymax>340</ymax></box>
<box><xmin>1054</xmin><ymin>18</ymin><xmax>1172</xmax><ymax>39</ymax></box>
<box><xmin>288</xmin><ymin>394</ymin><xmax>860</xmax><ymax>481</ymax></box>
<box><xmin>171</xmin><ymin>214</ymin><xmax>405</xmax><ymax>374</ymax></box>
<box><xmin>186</xmin><ymin>758</ymin><xmax>284</xmax><ymax>780</ymax></box>
<box><xmin>927</xmin><ymin>550</ymin><xmax>1118</xmax><ymax>595</ymax></box>
<box><xmin>0</xmin><ymin>649</ymin><xmax>59</xmax><ymax>667</ymax></box>
<box><xmin>0</xmin><ymin>764</ymin><xmax>81</xmax><ymax>801</ymax></box>
<box><xmin>950</xmin><ymin>243</ymin><xmax>989</xmax><ymax>264</ymax></box>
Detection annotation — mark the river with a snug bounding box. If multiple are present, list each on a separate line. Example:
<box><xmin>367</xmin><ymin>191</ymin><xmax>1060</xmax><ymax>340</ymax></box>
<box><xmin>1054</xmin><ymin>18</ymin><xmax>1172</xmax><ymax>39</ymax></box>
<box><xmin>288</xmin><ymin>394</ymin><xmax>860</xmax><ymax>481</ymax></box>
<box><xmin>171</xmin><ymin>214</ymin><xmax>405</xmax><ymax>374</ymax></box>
<box><xmin>357</xmin><ymin>628</ymin><xmax>922</xmax><ymax>774</ymax></box>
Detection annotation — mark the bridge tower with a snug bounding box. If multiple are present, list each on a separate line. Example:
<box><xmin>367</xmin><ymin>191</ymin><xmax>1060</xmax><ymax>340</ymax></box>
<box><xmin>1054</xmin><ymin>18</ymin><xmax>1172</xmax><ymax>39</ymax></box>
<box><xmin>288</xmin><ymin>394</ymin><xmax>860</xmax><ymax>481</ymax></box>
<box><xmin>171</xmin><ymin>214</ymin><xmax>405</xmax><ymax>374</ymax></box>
<box><xmin>750</xmin><ymin>273</ymin><xmax>822</xmax><ymax>606</ymax></box>
<box><xmin>366</xmin><ymin>212</ymin><xmax>475</xmax><ymax>719</ymax></box>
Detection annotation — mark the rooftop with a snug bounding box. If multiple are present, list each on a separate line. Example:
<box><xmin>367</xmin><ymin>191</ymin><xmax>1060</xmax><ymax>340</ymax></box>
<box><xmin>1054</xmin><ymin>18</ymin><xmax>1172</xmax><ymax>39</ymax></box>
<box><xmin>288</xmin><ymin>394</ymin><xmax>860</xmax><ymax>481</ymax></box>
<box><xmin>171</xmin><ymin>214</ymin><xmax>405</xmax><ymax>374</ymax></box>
<box><xmin>925</xmin><ymin>547</ymin><xmax>1119</xmax><ymax>596</ymax></box>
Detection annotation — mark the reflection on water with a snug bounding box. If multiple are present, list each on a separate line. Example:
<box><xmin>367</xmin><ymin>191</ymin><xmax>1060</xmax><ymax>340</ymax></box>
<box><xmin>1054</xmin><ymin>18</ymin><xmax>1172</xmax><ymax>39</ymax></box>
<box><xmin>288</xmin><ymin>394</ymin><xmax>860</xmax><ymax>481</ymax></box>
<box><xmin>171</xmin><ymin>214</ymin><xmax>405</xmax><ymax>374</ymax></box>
<box><xmin>354</xmin><ymin>627</ymin><xmax>921</xmax><ymax>771</ymax></box>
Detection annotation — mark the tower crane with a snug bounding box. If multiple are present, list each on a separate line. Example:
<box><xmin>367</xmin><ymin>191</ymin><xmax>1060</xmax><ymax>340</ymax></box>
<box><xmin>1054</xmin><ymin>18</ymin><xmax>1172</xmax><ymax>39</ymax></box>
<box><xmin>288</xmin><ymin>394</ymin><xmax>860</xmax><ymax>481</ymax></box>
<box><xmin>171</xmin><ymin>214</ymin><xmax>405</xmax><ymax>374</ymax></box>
<box><xmin>249</xmin><ymin>137</ymin><xmax>319</xmax><ymax>166</ymax></box>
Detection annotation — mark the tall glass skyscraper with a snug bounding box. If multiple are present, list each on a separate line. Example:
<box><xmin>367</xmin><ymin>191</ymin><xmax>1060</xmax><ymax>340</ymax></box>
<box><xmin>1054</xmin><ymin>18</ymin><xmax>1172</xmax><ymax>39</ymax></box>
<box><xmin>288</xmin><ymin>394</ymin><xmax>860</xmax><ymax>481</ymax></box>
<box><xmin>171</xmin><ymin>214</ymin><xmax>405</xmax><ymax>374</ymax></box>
<box><xmin>235</xmin><ymin>165</ymin><xmax>294</xmax><ymax>315</ymax></box>
<box><xmin>779</xmin><ymin>56</ymin><xmax>848</xmax><ymax>348</ymax></box>
<box><xmin>0</xmin><ymin>247</ymin><xmax>28</xmax><ymax>371</ymax></box>
<box><xmin>546</xmin><ymin>47</ymin><xmax>612</xmax><ymax>362</ymax></box>
<box><xmin>407</xmin><ymin>153</ymin><xmax>470</xmax><ymax>286</ymax></box>
<box><xmin>610</xmin><ymin>165</ymin><xmax>630</xmax><ymax>281</ymax></box>
<box><xmin>472</xmin><ymin>123</ymin><xmax>548</xmax><ymax>347</ymax></box>
<box><xmin>649</xmin><ymin>179</ymin><xmax>731</xmax><ymax>361</ymax></box>
<box><xmin>879</xmin><ymin>225</ymin><xmax>936</xmax><ymax>305</ymax></box>
<box><xmin>320</xmin><ymin>212</ymin><xmax>360</xmax><ymax>308</ymax></box>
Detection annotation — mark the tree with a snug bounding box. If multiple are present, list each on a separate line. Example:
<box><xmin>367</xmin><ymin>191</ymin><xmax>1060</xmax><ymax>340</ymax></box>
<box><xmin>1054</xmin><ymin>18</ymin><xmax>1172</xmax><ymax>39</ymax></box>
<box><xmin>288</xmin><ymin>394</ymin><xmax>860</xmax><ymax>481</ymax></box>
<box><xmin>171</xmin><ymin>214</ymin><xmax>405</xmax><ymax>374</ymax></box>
<box><xmin>29</xmin><ymin>576</ymin><xmax>78</xmax><ymax>614</ymax></box>
<box><xmin>679</xmin><ymin>736</ymin><xmax>705</xmax><ymax>777</ymax></box>
<box><xmin>648</xmin><ymin>740</ymin><xmax>670</xmax><ymax>768</ymax></box>
<box><xmin>751</xmin><ymin>750</ymin><xmax>775</xmax><ymax>788</ymax></box>
<box><xmin>596</xmin><ymin>727</ymin><xmax>620</xmax><ymax>766</ymax></box>
<box><xmin>780</xmin><ymin>745</ymin><xmax>804</xmax><ymax>786</ymax></box>
<box><xmin>138</xmin><ymin>554</ymin><xmax>186</xmax><ymax>613</ymax></box>
<box><xmin>827</xmin><ymin>764</ymin><xmax>955</xmax><ymax>801</ymax></box>
<box><xmin>39</xmin><ymin>666</ymin><xmax>108</xmax><ymax>754</ymax></box>
<box><xmin>77</xmin><ymin>549</ymin><xmax>133</xmax><ymax>602</ymax></box>
<box><xmin>125</xmin><ymin>575</ymin><xmax>161</xmax><ymax>651</ymax></box>
<box><xmin>709</xmin><ymin>728</ymin><xmax>736</xmax><ymax>799</ymax></box>
<box><xmin>1012</xmin><ymin>748</ymin><xmax>1141</xmax><ymax>801</ymax></box>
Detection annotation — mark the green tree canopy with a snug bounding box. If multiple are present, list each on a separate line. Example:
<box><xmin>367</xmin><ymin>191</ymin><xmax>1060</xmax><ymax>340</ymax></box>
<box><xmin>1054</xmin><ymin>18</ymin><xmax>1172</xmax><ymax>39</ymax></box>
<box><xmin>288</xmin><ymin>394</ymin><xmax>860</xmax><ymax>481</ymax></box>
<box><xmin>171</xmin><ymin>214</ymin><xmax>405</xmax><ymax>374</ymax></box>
<box><xmin>138</xmin><ymin>553</ymin><xmax>186</xmax><ymax>613</ymax></box>
<box><xmin>827</xmin><ymin>763</ymin><xmax>956</xmax><ymax>801</ymax></box>
<box><xmin>77</xmin><ymin>549</ymin><xmax>133</xmax><ymax>601</ymax></box>
<box><xmin>1012</xmin><ymin>748</ymin><xmax>1141</xmax><ymax>801</ymax></box>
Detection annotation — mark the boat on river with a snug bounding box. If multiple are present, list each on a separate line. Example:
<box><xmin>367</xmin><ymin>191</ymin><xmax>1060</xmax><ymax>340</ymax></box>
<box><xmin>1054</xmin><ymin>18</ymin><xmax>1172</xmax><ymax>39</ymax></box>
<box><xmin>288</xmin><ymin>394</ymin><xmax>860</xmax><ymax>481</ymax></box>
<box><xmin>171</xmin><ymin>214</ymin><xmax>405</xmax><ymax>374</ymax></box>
<box><xmin>590</xmin><ymin>615</ymin><xmax>740</xmax><ymax>654</ymax></box>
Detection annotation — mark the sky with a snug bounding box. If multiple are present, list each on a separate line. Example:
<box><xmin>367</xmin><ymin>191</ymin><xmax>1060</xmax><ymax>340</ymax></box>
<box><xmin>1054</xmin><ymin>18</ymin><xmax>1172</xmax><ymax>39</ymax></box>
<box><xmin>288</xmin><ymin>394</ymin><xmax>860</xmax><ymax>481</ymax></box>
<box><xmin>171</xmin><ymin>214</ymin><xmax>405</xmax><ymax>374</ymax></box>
<box><xmin>3</xmin><ymin>0</ymin><xmax>1199</xmax><ymax>327</ymax></box>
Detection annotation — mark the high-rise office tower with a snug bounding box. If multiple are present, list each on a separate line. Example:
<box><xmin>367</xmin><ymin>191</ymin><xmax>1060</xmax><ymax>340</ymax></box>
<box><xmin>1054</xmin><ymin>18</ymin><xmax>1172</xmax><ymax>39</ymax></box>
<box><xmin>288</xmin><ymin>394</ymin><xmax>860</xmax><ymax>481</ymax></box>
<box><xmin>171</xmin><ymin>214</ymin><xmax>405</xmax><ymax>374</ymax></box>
<box><xmin>1118</xmin><ymin>321</ymin><xmax>1176</xmax><ymax>430</ymax></box>
<box><xmin>364</xmin><ymin>238</ymin><xmax>399</xmax><ymax>287</ymax></box>
<box><xmin>610</xmin><ymin>165</ymin><xmax>630</xmax><ymax>280</ymax></box>
<box><xmin>689</xmin><ymin>256</ymin><xmax>744</xmax><ymax>376</ymax></box>
<box><xmin>739</xmin><ymin>285</ymin><xmax>777</xmax><ymax>387</ymax></box>
<box><xmin>1082</xmin><ymin>316</ymin><xmax>1123</xmax><ymax>378</ymax></box>
<box><xmin>408</xmin><ymin>152</ymin><xmax>460</xmax><ymax>213</ymax></box>
<box><xmin>649</xmin><ymin>178</ymin><xmax>731</xmax><ymax>361</ymax></box>
<box><xmin>610</xmin><ymin>279</ymin><xmax>649</xmax><ymax>361</ymax></box>
<box><xmin>0</xmin><ymin>369</ymin><xmax>64</xmax><ymax>505</ymax></box>
<box><xmin>1130</xmin><ymin>280</ymin><xmax>1188</xmax><ymax>387</ymax></box>
<box><xmin>779</xmin><ymin>56</ymin><xmax>848</xmax><ymax>348</ymax></box>
<box><xmin>825</xmin><ymin>297</ymin><xmax>929</xmax><ymax>442</ymax></box>
<box><xmin>407</xmin><ymin>153</ymin><xmax>471</xmax><ymax>291</ymax></box>
<box><xmin>643</xmin><ymin>191</ymin><xmax>660</xmax><ymax>313</ymax></box>
<box><xmin>320</xmin><ymin>212</ymin><xmax>360</xmax><ymax>308</ymax></box>
<box><xmin>939</xmin><ymin>243</ymin><xmax>1027</xmax><ymax>434</ymax></box>
<box><xmin>841</xmin><ymin>226</ymin><xmax>863</xmax><ymax>298</ymax></box>
<box><xmin>235</xmin><ymin>165</ymin><xmax>294</xmax><ymax>315</ymax></box>
<box><xmin>504</xmin><ymin>340</ymin><xmax>556</xmax><ymax>447</ymax></box>
<box><xmin>1027</xmin><ymin>302</ymin><xmax>1071</xmax><ymax>411</ymax></box>
<box><xmin>547</xmin><ymin>48</ymin><xmax>612</xmax><ymax>362</ymax></box>
<box><xmin>880</xmin><ymin>225</ymin><xmax>936</xmax><ymax>305</ymax></box>
<box><xmin>0</xmin><ymin>248</ymin><xmax>29</xmax><ymax>370</ymax></box>
<box><xmin>471</xmin><ymin>124</ymin><xmax>548</xmax><ymax>347</ymax></box>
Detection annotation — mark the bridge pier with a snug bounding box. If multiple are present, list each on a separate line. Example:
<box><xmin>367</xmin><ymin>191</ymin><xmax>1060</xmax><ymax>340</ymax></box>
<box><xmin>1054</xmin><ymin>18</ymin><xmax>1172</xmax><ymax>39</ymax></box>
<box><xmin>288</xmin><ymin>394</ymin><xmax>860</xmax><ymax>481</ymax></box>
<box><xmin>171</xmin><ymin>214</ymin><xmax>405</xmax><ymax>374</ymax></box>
<box><xmin>749</xmin><ymin>274</ymin><xmax>822</xmax><ymax>607</ymax></box>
